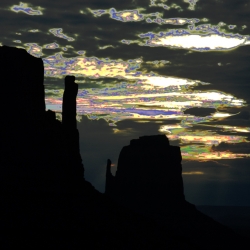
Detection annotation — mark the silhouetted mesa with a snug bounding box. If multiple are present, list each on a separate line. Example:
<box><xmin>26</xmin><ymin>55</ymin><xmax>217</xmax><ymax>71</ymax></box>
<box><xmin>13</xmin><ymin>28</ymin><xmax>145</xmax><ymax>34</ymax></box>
<box><xmin>106</xmin><ymin>134</ymin><xmax>185</xmax><ymax>214</ymax></box>
<box><xmin>105</xmin><ymin>134</ymin><xmax>246</xmax><ymax>249</ymax></box>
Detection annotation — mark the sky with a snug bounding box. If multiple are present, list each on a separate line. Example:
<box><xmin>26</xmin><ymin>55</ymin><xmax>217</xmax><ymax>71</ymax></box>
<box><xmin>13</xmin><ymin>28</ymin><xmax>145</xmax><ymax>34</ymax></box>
<box><xmin>2</xmin><ymin>0</ymin><xmax>250</xmax><ymax>206</ymax></box>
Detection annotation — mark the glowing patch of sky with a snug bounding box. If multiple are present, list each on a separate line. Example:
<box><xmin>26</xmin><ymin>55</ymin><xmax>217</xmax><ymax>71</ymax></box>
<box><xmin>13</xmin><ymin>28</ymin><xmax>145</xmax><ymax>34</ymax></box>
<box><xmin>99</xmin><ymin>45</ymin><xmax>114</xmax><ymax>50</ymax></box>
<box><xmin>77</xmin><ymin>51</ymin><xmax>85</xmax><ymax>55</ymax></box>
<box><xmin>146</xmin><ymin>17</ymin><xmax>199</xmax><ymax>25</ymax></box>
<box><xmin>10</xmin><ymin>2</ymin><xmax>43</xmax><ymax>15</ymax></box>
<box><xmin>150</xmin><ymin>1</ymin><xmax>183</xmax><ymax>11</ymax></box>
<box><xmin>32</xmin><ymin>47</ymin><xmax>249</xmax><ymax>161</ymax></box>
<box><xmin>139</xmin><ymin>30</ymin><xmax>249</xmax><ymax>51</ymax></box>
<box><xmin>24</xmin><ymin>43</ymin><xmax>43</xmax><ymax>57</ymax></box>
<box><xmin>43</xmin><ymin>53</ymin><xmax>245</xmax><ymax>132</ymax></box>
<box><xmin>28</xmin><ymin>29</ymin><xmax>39</xmax><ymax>33</ymax></box>
<box><xmin>43</xmin><ymin>43</ymin><xmax>59</xmax><ymax>49</ymax></box>
<box><xmin>91</xmin><ymin>8</ymin><xmax>144</xmax><ymax>22</ymax></box>
<box><xmin>167</xmin><ymin>134</ymin><xmax>247</xmax><ymax>145</ymax></box>
<box><xmin>184</xmin><ymin>0</ymin><xmax>199</xmax><ymax>10</ymax></box>
<box><xmin>149</xmin><ymin>0</ymin><xmax>169</xmax><ymax>10</ymax></box>
<box><xmin>197</xmin><ymin>124</ymin><xmax>250</xmax><ymax>133</ymax></box>
<box><xmin>181</xmin><ymin>145</ymin><xmax>250</xmax><ymax>160</ymax></box>
<box><xmin>91</xmin><ymin>7</ymin><xmax>200</xmax><ymax>25</ymax></box>
<box><xmin>158</xmin><ymin>126</ymin><xmax>250</xmax><ymax>160</ymax></box>
<box><xmin>182</xmin><ymin>171</ymin><xmax>204</xmax><ymax>175</ymax></box>
<box><xmin>90</xmin><ymin>9</ymin><xmax>107</xmax><ymax>17</ymax></box>
<box><xmin>49</xmin><ymin>28</ymin><xmax>75</xmax><ymax>42</ymax></box>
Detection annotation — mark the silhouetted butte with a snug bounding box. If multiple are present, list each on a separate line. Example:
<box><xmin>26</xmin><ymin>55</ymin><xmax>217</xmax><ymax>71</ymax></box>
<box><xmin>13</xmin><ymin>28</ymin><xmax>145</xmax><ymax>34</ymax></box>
<box><xmin>105</xmin><ymin>135</ymin><xmax>247</xmax><ymax>249</ymax></box>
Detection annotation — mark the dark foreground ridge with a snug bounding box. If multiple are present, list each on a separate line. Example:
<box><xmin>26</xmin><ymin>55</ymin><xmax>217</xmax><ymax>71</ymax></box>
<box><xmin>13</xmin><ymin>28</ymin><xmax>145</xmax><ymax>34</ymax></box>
<box><xmin>0</xmin><ymin>46</ymin><xmax>246</xmax><ymax>249</ymax></box>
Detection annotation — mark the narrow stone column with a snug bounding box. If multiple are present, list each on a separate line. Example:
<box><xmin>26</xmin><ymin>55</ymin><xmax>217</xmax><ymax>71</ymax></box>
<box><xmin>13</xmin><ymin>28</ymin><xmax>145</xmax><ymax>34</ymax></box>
<box><xmin>62</xmin><ymin>75</ymin><xmax>84</xmax><ymax>181</ymax></box>
<box><xmin>62</xmin><ymin>75</ymin><xmax>78</xmax><ymax>130</ymax></box>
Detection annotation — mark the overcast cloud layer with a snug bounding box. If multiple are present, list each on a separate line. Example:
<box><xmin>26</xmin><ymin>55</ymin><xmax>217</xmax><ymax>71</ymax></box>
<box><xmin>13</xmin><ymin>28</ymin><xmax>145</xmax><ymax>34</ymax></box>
<box><xmin>2</xmin><ymin>0</ymin><xmax>250</xmax><ymax>205</ymax></box>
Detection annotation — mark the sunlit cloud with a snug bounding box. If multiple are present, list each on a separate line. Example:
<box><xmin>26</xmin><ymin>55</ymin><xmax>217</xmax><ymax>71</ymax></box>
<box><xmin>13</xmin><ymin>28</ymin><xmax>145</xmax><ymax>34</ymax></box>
<box><xmin>182</xmin><ymin>171</ymin><xmax>204</xmax><ymax>175</ymax></box>
<box><xmin>24</xmin><ymin>43</ymin><xmax>43</xmax><ymax>57</ymax></box>
<box><xmin>10</xmin><ymin>2</ymin><xmax>44</xmax><ymax>15</ymax></box>
<box><xmin>181</xmin><ymin>145</ymin><xmax>250</xmax><ymax>160</ymax></box>
<box><xmin>168</xmin><ymin>134</ymin><xmax>248</xmax><ymax>145</ymax></box>
<box><xmin>141</xmin><ymin>32</ymin><xmax>248</xmax><ymax>51</ymax></box>
<box><xmin>43</xmin><ymin>43</ymin><xmax>59</xmax><ymax>49</ymax></box>
<box><xmin>49</xmin><ymin>28</ymin><xmax>75</xmax><ymax>42</ymax></box>
<box><xmin>216</xmin><ymin>125</ymin><xmax>250</xmax><ymax>133</ymax></box>
<box><xmin>28</xmin><ymin>29</ymin><xmax>39</xmax><ymax>32</ymax></box>
<box><xmin>184</xmin><ymin>0</ymin><xmax>199</xmax><ymax>10</ymax></box>
<box><xmin>146</xmin><ymin>17</ymin><xmax>199</xmax><ymax>25</ymax></box>
<box><xmin>41</xmin><ymin>51</ymin><xmax>245</xmax><ymax>126</ymax></box>
<box><xmin>90</xmin><ymin>8</ymin><xmax>144</xmax><ymax>22</ymax></box>
<box><xmin>149</xmin><ymin>0</ymin><xmax>170</xmax><ymax>10</ymax></box>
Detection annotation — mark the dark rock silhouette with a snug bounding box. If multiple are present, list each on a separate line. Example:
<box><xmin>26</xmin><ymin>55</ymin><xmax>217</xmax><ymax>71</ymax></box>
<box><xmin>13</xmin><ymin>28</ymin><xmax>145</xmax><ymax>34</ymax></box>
<box><xmin>0</xmin><ymin>45</ymin><xmax>246</xmax><ymax>249</ymax></box>
<box><xmin>106</xmin><ymin>135</ymin><xmax>185</xmax><ymax>213</ymax></box>
<box><xmin>106</xmin><ymin>135</ymin><xmax>247</xmax><ymax>249</ymax></box>
<box><xmin>0</xmin><ymin>45</ymin><xmax>197</xmax><ymax>249</ymax></box>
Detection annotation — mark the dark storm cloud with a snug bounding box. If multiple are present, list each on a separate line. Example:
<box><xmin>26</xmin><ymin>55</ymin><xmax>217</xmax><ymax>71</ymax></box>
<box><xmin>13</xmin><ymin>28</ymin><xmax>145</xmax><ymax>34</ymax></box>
<box><xmin>227</xmin><ymin>110</ymin><xmax>250</xmax><ymax>120</ymax></box>
<box><xmin>203</xmin><ymin>109</ymin><xmax>250</xmax><ymax>128</ymax></box>
<box><xmin>212</xmin><ymin>142</ymin><xmax>250</xmax><ymax>154</ymax></box>
<box><xmin>184</xmin><ymin>107</ymin><xmax>217</xmax><ymax>117</ymax></box>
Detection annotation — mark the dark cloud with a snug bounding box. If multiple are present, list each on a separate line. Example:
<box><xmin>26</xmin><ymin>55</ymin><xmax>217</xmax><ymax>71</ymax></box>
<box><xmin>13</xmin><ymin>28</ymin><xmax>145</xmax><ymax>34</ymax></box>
<box><xmin>211</xmin><ymin>142</ymin><xmax>250</xmax><ymax>154</ymax></box>
<box><xmin>182</xmin><ymin>159</ymin><xmax>250</xmax><ymax>205</ymax></box>
<box><xmin>202</xmin><ymin>109</ymin><xmax>250</xmax><ymax>128</ymax></box>
<box><xmin>184</xmin><ymin>107</ymin><xmax>216</xmax><ymax>117</ymax></box>
<box><xmin>226</xmin><ymin>110</ymin><xmax>250</xmax><ymax>120</ymax></box>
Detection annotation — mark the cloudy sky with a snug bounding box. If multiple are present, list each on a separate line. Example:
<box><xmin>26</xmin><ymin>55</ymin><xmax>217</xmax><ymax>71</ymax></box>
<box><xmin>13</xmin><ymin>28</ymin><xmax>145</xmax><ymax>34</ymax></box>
<box><xmin>2</xmin><ymin>0</ymin><xmax>250</xmax><ymax>205</ymax></box>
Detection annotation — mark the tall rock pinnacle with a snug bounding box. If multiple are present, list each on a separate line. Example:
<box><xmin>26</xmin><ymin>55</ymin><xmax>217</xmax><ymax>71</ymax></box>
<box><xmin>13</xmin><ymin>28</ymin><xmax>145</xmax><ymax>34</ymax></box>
<box><xmin>62</xmin><ymin>75</ymin><xmax>78</xmax><ymax>130</ymax></box>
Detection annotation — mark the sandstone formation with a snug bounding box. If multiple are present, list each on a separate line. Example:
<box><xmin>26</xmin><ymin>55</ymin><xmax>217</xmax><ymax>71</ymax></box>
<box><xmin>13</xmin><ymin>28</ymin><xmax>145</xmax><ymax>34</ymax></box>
<box><xmin>105</xmin><ymin>135</ymin><xmax>246</xmax><ymax>249</ymax></box>
<box><xmin>106</xmin><ymin>135</ymin><xmax>185</xmax><ymax>214</ymax></box>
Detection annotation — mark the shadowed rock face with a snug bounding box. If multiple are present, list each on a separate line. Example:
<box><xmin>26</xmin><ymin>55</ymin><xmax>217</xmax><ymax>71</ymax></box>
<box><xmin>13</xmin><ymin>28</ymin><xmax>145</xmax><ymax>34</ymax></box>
<box><xmin>106</xmin><ymin>135</ymin><xmax>185</xmax><ymax>214</ymax></box>
<box><xmin>105</xmin><ymin>135</ymin><xmax>247</xmax><ymax>249</ymax></box>
<box><xmin>0</xmin><ymin>46</ymin><xmax>84</xmax><ymax>194</ymax></box>
<box><xmin>0</xmin><ymin>45</ymin><xmax>45</xmax><ymax>123</ymax></box>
